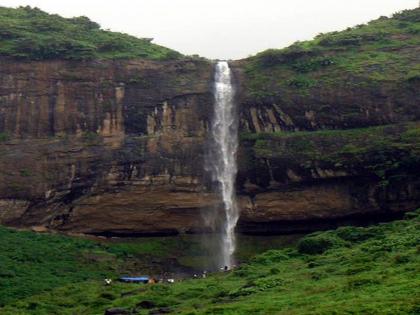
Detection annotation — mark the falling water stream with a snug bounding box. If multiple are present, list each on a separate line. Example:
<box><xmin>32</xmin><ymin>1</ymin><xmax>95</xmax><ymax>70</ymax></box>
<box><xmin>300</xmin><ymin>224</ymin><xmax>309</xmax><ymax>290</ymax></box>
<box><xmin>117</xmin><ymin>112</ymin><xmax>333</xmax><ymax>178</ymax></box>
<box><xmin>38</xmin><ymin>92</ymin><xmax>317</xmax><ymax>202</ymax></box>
<box><xmin>208</xmin><ymin>61</ymin><xmax>239</xmax><ymax>268</ymax></box>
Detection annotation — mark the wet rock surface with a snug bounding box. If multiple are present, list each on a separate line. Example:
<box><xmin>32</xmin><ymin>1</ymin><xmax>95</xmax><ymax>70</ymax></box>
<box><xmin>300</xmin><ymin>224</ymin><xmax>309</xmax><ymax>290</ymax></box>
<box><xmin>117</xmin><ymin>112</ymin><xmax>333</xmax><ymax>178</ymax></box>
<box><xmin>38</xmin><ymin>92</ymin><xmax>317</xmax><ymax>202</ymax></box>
<box><xmin>0</xmin><ymin>57</ymin><xmax>419</xmax><ymax>234</ymax></box>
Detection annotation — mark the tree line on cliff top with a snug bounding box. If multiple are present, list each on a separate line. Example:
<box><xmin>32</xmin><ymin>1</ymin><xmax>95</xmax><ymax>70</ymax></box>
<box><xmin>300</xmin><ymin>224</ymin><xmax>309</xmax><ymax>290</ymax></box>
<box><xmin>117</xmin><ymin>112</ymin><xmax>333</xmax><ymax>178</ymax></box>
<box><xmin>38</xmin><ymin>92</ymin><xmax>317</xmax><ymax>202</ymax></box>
<box><xmin>0</xmin><ymin>6</ymin><xmax>182</xmax><ymax>60</ymax></box>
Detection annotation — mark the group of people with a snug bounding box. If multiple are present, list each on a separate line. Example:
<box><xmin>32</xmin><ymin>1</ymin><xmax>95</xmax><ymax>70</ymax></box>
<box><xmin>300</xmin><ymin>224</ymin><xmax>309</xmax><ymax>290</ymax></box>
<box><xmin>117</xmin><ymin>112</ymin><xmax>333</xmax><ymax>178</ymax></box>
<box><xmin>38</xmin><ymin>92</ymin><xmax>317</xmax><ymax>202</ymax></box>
<box><xmin>104</xmin><ymin>277</ymin><xmax>175</xmax><ymax>286</ymax></box>
<box><xmin>193</xmin><ymin>270</ymin><xmax>208</xmax><ymax>279</ymax></box>
<box><xmin>192</xmin><ymin>265</ymin><xmax>234</xmax><ymax>279</ymax></box>
<box><xmin>105</xmin><ymin>265</ymin><xmax>236</xmax><ymax>286</ymax></box>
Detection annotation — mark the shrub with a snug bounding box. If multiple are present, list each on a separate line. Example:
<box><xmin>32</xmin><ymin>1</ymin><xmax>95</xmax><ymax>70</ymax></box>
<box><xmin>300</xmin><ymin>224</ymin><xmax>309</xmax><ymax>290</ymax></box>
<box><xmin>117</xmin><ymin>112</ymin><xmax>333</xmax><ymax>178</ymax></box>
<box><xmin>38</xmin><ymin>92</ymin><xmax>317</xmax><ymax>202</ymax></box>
<box><xmin>393</xmin><ymin>8</ymin><xmax>420</xmax><ymax>22</ymax></box>
<box><xmin>19</xmin><ymin>169</ymin><xmax>31</xmax><ymax>177</ymax></box>
<box><xmin>232</xmin><ymin>268</ymin><xmax>248</xmax><ymax>278</ymax></box>
<box><xmin>403</xmin><ymin>211</ymin><xmax>419</xmax><ymax>220</ymax></box>
<box><xmin>393</xmin><ymin>254</ymin><xmax>410</xmax><ymax>264</ymax></box>
<box><xmin>0</xmin><ymin>132</ymin><xmax>9</xmax><ymax>142</ymax></box>
<box><xmin>318</xmin><ymin>32</ymin><xmax>385</xmax><ymax>47</ymax></box>
<box><xmin>255</xmin><ymin>45</ymin><xmax>318</xmax><ymax>68</ymax></box>
<box><xmin>251</xmin><ymin>250</ymin><xmax>289</xmax><ymax>265</ymax></box>
<box><xmin>255</xmin><ymin>49</ymin><xmax>286</xmax><ymax>67</ymax></box>
<box><xmin>319</xmin><ymin>33</ymin><xmax>363</xmax><ymax>46</ymax></box>
<box><xmin>228</xmin><ymin>286</ymin><xmax>258</xmax><ymax>298</ymax></box>
<box><xmin>287</xmin><ymin>76</ymin><xmax>316</xmax><ymax>88</ymax></box>
<box><xmin>297</xmin><ymin>233</ymin><xmax>345</xmax><ymax>255</ymax></box>
<box><xmin>346</xmin><ymin>276</ymin><xmax>381</xmax><ymax>289</ymax></box>
<box><xmin>82</xmin><ymin>131</ymin><xmax>100</xmax><ymax>143</ymax></box>
<box><xmin>335</xmin><ymin>226</ymin><xmax>379</xmax><ymax>243</ymax></box>
<box><xmin>405</xmin><ymin>71</ymin><xmax>420</xmax><ymax>83</ymax></box>
<box><xmin>99</xmin><ymin>292</ymin><xmax>116</xmax><ymax>300</ymax></box>
<box><xmin>291</xmin><ymin>57</ymin><xmax>334</xmax><ymax>73</ymax></box>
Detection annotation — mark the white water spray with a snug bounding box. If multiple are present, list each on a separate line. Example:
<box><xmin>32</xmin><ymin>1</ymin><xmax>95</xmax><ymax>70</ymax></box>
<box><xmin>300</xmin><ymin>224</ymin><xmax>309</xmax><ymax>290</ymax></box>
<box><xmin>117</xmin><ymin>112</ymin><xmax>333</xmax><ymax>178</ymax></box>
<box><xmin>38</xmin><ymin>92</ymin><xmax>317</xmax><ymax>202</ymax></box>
<box><xmin>208</xmin><ymin>61</ymin><xmax>239</xmax><ymax>268</ymax></box>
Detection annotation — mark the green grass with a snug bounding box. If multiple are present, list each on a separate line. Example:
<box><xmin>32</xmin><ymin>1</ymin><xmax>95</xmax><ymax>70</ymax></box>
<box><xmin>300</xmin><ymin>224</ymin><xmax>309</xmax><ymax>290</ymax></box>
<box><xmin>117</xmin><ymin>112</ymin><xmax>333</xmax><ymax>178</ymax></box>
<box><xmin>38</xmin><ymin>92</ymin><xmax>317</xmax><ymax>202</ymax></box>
<box><xmin>1</xmin><ymin>210</ymin><xmax>419</xmax><ymax>314</ymax></box>
<box><xmin>0</xmin><ymin>228</ymin><xmax>114</xmax><ymax>306</ymax></box>
<box><xmin>0</xmin><ymin>228</ymin><xmax>201</xmax><ymax>307</ymax></box>
<box><xmin>0</xmin><ymin>227</ymin><xmax>301</xmax><ymax>308</ymax></box>
<box><xmin>0</xmin><ymin>6</ymin><xmax>182</xmax><ymax>60</ymax></box>
<box><xmin>242</xmin><ymin>8</ymin><xmax>420</xmax><ymax>101</ymax></box>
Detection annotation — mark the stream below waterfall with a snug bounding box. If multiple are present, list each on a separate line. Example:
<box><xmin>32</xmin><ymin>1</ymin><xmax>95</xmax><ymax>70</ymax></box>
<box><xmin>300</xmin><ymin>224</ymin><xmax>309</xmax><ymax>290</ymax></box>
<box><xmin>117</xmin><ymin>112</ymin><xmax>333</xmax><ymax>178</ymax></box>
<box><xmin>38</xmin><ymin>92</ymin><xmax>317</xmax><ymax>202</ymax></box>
<box><xmin>98</xmin><ymin>233</ymin><xmax>305</xmax><ymax>278</ymax></box>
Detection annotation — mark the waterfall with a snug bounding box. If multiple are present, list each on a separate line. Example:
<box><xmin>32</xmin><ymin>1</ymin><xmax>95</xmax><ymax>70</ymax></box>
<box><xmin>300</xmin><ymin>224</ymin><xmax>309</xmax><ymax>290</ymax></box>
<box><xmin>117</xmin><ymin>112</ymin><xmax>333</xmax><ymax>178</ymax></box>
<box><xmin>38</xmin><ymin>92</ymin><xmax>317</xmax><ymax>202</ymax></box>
<box><xmin>207</xmin><ymin>61</ymin><xmax>239</xmax><ymax>268</ymax></box>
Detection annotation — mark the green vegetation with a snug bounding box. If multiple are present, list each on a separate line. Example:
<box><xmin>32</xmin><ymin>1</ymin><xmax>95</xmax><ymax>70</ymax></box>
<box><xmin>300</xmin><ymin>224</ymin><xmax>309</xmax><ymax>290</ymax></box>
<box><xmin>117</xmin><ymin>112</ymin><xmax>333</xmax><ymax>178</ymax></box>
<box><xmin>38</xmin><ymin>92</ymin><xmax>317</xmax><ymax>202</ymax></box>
<box><xmin>243</xmin><ymin>8</ymin><xmax>420</xmax><ymax>101</ymax></box>
<box><xmin>81</xmin><ymin>131</ymin><xmax>102</xmax><ymax>145</ymax></box>
<box><xmin>0</xmin><ymin>228</ymin><xmax>115</xmax><ymax>306</ymax></box>
<box><xmin>19</xmin><ymin>169</ymin><xmax>31</xmax><ymax>177</ymax></box>
<box><xmin>0</xmin><ymin>6</ymin><xmax>182</xmax><ymax>60</ymax></box>
<box><xmin>241</xmin><ymin>122</ymin><xmax>420</xmax><ymax>181</ymax></box>
<box><xmin>1</xmin><ymin>210</ymin><xmax>419</xmax><ymax>314</ymax></box>
<box><xmin>0</xmin><ymin>132</ymin><xmax>9</xmax><ymax>142</ymax></box>
<box><xmin>0</xmin><ymin>228</ymin><xmax>298</xmax><ymax>309</ymax></box>
<box><xmin>0</xmin><ymin>228</ymin><xmax>199</xmax><ymax>307</ymax></box>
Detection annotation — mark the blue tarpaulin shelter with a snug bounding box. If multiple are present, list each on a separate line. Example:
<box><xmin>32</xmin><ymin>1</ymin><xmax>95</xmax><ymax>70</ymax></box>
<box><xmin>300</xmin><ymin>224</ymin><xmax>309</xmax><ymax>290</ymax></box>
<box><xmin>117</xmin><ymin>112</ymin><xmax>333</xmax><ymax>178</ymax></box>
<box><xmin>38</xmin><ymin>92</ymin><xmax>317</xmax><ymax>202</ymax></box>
<box><xmin>118</xmin><ymin>276</ymin><xmax>149</xmax><ymax>283</ymax></box>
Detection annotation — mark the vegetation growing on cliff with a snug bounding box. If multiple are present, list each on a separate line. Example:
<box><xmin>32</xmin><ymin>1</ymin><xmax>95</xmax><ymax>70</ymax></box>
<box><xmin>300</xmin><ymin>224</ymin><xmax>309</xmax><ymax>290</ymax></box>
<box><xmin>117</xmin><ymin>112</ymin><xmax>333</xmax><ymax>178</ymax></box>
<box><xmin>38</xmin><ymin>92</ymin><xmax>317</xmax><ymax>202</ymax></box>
<box><xmin>242</xmin><ymin>8</ymin><xmax>420</xmax><ymax>101</ymax></box>
<box><xmin>242</xmin><ymin>122</ymin><xmax>420</xmax><ymax>159</ymax></box>
<box><xmin>1</xmin><ymin>210</ymin><xmax>419</xmax><ymax>314</ymax></box>
<box><xmin>0</xmin><ymin>6</ymin><xmax>182</xmax><ymax>60</ymax></box>
<box><xmin>240</xmin><ymin>122</ymin><xmax>420</xmax><ymax>185</ymax></box>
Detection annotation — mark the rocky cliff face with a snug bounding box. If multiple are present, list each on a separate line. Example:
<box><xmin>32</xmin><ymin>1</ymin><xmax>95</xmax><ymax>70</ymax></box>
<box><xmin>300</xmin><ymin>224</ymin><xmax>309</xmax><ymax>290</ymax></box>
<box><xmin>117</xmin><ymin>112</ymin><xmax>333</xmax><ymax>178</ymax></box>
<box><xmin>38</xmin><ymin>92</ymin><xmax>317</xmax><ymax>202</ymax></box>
<box><xmin>0</xmin><ymin>56</ymin><xmax>419</xmax><ymax>235</ymax></box>
<box><xmin>226</xmin><ymin>8</ymin><xmax>420</xmax><ymax>232</ymax></box>
<box><xmin>231</xmin><ymin>60</ymin><xmax>420</xmax><ymax>133</ymax></box>
<box><xmin>0</xmin><ymin>58</ymin><xmax>222</xmax><ymax>235</ymax></box>
<box><xmin>230</xmin><ymin>59</ymin><xmax>420</xmax><ymax>233</ymax></box>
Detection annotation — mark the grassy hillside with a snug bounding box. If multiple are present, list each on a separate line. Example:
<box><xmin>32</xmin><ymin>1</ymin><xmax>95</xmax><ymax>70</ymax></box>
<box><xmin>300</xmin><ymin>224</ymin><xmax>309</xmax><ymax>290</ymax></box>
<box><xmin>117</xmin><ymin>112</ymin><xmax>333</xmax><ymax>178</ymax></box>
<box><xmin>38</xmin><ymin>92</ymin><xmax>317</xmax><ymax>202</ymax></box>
<box><xmin>0</xmin><ymin>227</ymin><xmax>299</xmax><ymax>308</ymax></box>
<box><xmin>0</xmin><ymin>6</ymin><xmax>182</xmax><ymax>60</ymax></box>
<box><xmin>1</xmin><ymin>210</ymin><xmax>419</xmax><ymax>314</ymax></box>
<box><xmin>242</xmin><ymin>8</ymin><xmax>420</xmax><ymax>102</ymax></box>
<box><xmin>0</xmin><ymin>228</ymin><xmax>170</xmax><ymax>306</ymax></box>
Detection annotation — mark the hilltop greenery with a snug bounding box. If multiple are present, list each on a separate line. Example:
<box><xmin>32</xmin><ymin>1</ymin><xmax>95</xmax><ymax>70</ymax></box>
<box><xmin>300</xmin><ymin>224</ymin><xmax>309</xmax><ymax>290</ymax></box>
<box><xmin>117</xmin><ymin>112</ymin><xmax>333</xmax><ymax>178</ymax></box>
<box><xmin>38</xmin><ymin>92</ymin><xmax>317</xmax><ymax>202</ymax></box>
<box><xmin>0</xmin><ymin>6</ymin><xmax>182</xmax><ymax>60</ymax></box>
<box><xmin>1</xmin><ymin>210</ymin><xmax>419</xmax><ymax>314</ymax></box>
<box><xmin>243</xmin><ymin>8</ymin><xmax>420</xmax><ymax>101</ymax></box>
